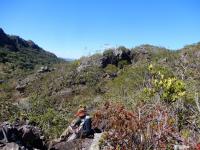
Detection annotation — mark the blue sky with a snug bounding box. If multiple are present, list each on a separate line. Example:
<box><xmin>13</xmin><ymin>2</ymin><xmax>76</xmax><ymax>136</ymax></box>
<box><xmin>1</xmin><ymin>0</ymin><xmax>200</xmax><ymax>59</ymax></box>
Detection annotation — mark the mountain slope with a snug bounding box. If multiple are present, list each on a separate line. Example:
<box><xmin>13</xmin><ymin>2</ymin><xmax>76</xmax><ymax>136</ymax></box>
<box><xmin>0</xmin><ymin>28</ymin><xmax>62</xmax><ymax>80</ymax></box>
<box><xmin>0</xmin><ymin>28</ymin><xmax>60</xmax><ymax>70</ymax></box>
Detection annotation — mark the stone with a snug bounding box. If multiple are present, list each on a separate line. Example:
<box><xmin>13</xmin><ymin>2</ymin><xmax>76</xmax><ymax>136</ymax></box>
<box><xmin>89</xmin><ymin>133</ymin><xmax>103</xmax><ymax>150</ymax></box>
<box><xmin>55</xmin><ymin>88</ymin><xmax>73</xmax><ymax>97</ymax></box>
<box><xmin>15</xmin><ymin>84</ymin><xmax>26</xmax><ymax>93</ymax></box>
<box><xmin>77</xmin><ymin>55</ymin><xmax>104</xmax><ymax>72</ymax></box>
<box><xmin>0</xmin><ymin>120</ymin><xmax>46</xmax><ymax>150</ymax></box>
<box><xmin>0</xmin><ymin>142</ymin><xmax>21</xmax><ymax>150</ymax></box>
<box><xmin>37</xmin><ymin>66</ymin><xmax>51</xmax><ymax>73</ymax></box>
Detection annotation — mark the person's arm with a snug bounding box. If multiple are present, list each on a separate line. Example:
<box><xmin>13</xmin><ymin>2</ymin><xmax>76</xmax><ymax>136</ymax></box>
<box><xmin>71</xmin><ymin>118</ymin><xmax>81</xmax><ymax>129</ymax></box>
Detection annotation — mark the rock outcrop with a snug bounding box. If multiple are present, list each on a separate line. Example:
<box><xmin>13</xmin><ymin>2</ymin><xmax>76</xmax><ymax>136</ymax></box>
<box><xmin>77</xmin><ymin>47</ymin><xmax>132</xmax><ymax>71</ymax></box>
<box><xmin>77</xmin><ymin>55</ymin><xmax>104</xmax><ymax>72</ymax></box>
<box><xmin>0</xmin><ymin>120</ymin><xmax>46</xmax><ymax>150</ymax></box>
<box><xmin>49</xmin><ymin>133</ymin><xmax>103</xmax><ymax>150</ymax></box>
<box><xmin>77</xmin><ymin>45</ymin><xmax>165</xmax><ymax>71</ymax></box>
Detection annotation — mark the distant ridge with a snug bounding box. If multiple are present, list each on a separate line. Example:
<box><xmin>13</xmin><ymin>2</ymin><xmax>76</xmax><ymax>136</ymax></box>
<box><xmin>60</xmin><ymin>57</ymin><xmax>75</xmax><ymax>62</ymax></box>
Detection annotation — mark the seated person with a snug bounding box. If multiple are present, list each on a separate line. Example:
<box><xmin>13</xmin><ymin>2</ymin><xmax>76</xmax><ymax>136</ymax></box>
<box><xmin>60</xmin><ymin>107</ymin><xmax>93</xmax><ymax>142</ymax></box>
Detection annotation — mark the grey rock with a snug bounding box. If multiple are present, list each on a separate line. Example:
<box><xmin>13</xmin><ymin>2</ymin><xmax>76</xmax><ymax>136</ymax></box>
<box><xmin>49</xmin><ymin>138</ymin><xmax>93</xmax><ymax>150</ymax></box>
<box><xmin>131</xmin><ymin>49</ymin><xmax>150</xmax><ymax>63</ymax></box>
<box><xmin>0</xmin><ymin>120</ymin><xmax>46</xmax><ymax>150</ymax></box>
<box><xmin>180</xmin><ymin>52</ymin><xmax>189</xmax><ymax>64</ymax></box>
<box><xmin>113</xmin><ymin>47</ymin><xmax>131</xmax><ymax>62</ymax></box>
<box><xmin>77</xmin><ymin>55</ymin><xmax>104</xmax><ymax>72</ymax></box>
<box><xmin>37</xmin><ymin>66</ymin><xmax>53</xmax><ymax>73</ymax></box>
<box><xmin>89</xmin><ymin>133</ymin><xmax>103</xmax><ymax>150</ymax></box>
<box><xmin>0</xmin><ymin>142</ymin><xmax>21</xmax><ymax>150</ymax></box>
<box><xmin>55</xmin><ymin>88</ymin><xmax>73</xmax><ymax>97</ymax></box>
<box><xmin>15</xmin><ymin>77</ymin><xmax>31</xmax><ymax>92</ymax></box>
<box><xmin>15</xmin><ymin>84</ymin><xmax>26</xmax><ymax>93</ymax></box>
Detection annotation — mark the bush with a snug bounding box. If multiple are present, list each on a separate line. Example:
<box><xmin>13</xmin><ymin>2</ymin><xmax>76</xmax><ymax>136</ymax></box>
<box><xmin>105</xmin><ymin>65</ymin><xmax>146</xmax><ymax>104</ymax></box>
<box><xmin>93</xmin><ymin>102</ymin><xmax>199</xmax><ymax>149</ymax></box>
<box><xmin>75</xmin><ymin>66</ymin><xmax>104</xmax><ymax>86</ymax></box>
<box><xmin>104</xmin><ymin>64</ymin><xmax>118</xmax><ymax>74</ymax></box>
<box><xmin>118</xmin><ymin>60</ymin><xmax>129</xmax><ymax>69</ymax></box>
<box><xmin>17</xmin><ymin>94</ymin><xmax>67</xmax><ymax>139</ymax></box>
<box><xmin>144</xmin><ymin>64</ymin><xmax>186</xmax><ymax>104</ymax></box>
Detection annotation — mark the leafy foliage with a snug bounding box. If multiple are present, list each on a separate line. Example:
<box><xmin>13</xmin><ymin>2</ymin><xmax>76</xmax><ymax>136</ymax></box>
<box><xmin>144</xmin><ymin>64</ymin><xmax>186</xmax><ymax>104</ymax></box>
<box><xmin>93</xmin><ymin>102</ymin><xmax>200</xmax><ymax>150</ymax></box>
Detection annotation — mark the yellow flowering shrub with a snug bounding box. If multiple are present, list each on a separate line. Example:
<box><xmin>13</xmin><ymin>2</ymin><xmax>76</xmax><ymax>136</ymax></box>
<box><xmin>144</xmin><ymin>64</ymin><xmax>186</xmax><ymax>103</ymax></box>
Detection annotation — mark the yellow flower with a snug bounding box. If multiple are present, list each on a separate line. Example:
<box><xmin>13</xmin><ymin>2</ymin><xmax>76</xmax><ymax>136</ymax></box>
<box><xmin>178</xmin><ymin>91</ymin><xmax>186</xmax><ymax>96</ymax></box>
<box><xmin>148</xmin><ymin>64</ymin><xmax>153</xmax><ymax>70</ymax></box>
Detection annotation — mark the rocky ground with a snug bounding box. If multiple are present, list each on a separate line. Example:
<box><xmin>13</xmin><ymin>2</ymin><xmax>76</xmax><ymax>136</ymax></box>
<box><xmin>0</xmin><ymin>119</ymin><xmax>103</xmax><ymax>150</ymax></box>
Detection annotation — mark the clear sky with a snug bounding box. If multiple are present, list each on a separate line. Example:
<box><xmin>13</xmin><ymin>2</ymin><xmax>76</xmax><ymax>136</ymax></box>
<box><xmin>1</xmin><ymin>0</ymin><xmax>200</xmax><ymax>59</ymax></box>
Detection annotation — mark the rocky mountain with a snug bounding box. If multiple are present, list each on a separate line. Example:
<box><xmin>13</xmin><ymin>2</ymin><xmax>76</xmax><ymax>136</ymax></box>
<box><xmin>0</xmin><ymin>28</ymin><xmax>60</xmax><ymax>70</ymax></box>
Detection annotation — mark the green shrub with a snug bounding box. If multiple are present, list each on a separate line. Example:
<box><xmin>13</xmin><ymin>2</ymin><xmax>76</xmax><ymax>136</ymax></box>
<box><xmin>118</xmin><ymin>60</ymin><xmax>129</xmax><ymax>69</ymax></box>
<box><xmin>144</xmin><ymin>64</ymin><xmax>186</xmax><ymax>104</ymax></box>
<box><xmin>104</xmin><ymin>64</ymin><xmax>118</xmax><ymax>74</ymax></box>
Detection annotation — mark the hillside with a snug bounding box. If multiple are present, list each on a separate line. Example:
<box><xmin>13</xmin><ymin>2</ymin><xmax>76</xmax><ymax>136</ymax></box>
<box><xmin>0</xmin><ymin>28</ymin><xmax>61</xmax><ymax>80</ymax></box>
<box><xmin>1</xmin><ymin>34</ymin><xmax>200</xmax><ymax>149</ymax></box>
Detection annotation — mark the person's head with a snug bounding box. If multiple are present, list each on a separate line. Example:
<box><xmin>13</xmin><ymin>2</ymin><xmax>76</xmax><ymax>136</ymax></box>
<box><xmin>75</xmin><ymin>108</ymin><xmax>87</xmax><ymax>118</ymax></box>
<box><xmin>79</xmin><ymin>105</ymin><xmax>86</xmax><ymax>110</ymax></box>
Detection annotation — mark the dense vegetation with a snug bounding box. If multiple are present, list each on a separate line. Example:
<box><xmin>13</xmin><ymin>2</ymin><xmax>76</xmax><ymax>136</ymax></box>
<box><xmin>1</xmin><ymin>28</ymin><xmax>200</xmax><ymax>148</ymax></box>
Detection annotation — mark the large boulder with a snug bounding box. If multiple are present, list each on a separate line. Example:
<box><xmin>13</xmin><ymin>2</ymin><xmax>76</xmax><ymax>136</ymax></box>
<box><xmin>131</xmin><ymin>47</ymin><xmax>151</xmax><ymax>63</ymax></box>
<box><xmin>77</xmin><ymin>55</ymin><xmax>104</xmax><ymax>72</ymax></box>
<box><xmin>15</xmin><ymin>77</ymin><xmax>31</xmax><ymax>93</ymax></box>
<box><xmin>77</xmin><ymin>47</ymin><xmax>132</xmax><ymax>71</ymax></box>
<box><xmin>102</xmin><ymin>47</ymin><xmax>131</xmax><ymax>67</ymax></box>
<box><xmin>113</xmin><ymin>46</ymin><xmax>131</xmax><ymax>63</ymax></box>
